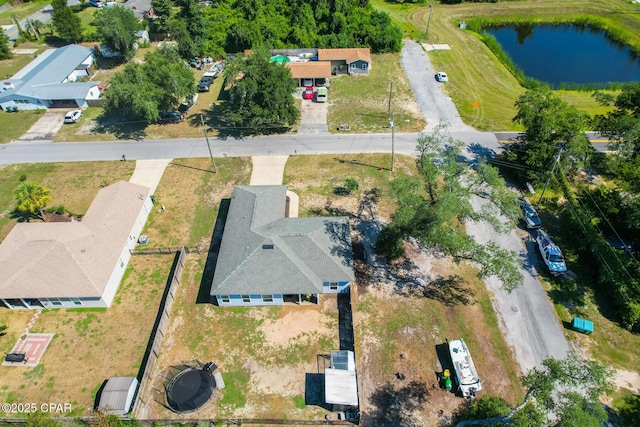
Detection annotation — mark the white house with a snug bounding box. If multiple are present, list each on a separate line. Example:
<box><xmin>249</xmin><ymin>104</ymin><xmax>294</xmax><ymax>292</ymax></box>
<box><xmin>0</xmin><ymin>181</ymin><xmax>153</xmax><ymax>310</ymax></box>
<box><xmin>210</xmin><ymin>185</ymin><xmax>355</xmax><ymax>307</ymax></box>
<box><xmin>0</xmin><ymin>44</ymin><xmax>101</xmax><ymax>111</ymax></box>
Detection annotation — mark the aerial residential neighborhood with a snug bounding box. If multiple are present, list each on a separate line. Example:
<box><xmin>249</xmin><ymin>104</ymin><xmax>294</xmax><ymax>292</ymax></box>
<box><xmin>0</xmin><ymin>0</ymin><xmax>639</xmax><ymax>426</ymax></box>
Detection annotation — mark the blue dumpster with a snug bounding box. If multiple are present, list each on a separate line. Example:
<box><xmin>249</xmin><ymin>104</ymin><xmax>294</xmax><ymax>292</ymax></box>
<box><xmin>571</xmin><ymin>317</ymin><xmax>594</xmax><ymax>335</ymax></box>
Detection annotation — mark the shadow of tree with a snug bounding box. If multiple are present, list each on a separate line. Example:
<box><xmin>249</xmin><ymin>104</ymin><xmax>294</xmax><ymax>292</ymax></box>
<box><xmin>203</xmin><ymin>102</ymin><xmax>292</xmax><ymax>138</ymax></box>
<box><xmin>93</xmin><ymin>111</ymin><xmax>148</xmax><ymax>141</ymax></box>
<box><xmin>9</xmin><ymin>209</ymin><xmax>39</xmax><ymax>223</ymax></box>
<box><xmin>363</xmin><ymin>381</ymin><xmax>430</xmax><ymax>427</ymax></box>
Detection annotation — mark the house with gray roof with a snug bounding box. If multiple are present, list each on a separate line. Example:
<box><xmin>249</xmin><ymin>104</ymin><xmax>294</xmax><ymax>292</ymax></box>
<box><xmin>0</xmin><ymin>44</ymin><xmax>100</xmax><ymax>111</ymax></box>
<box><xmin>210</xmin><ymin>185</ymin><xmax>354</xmax><ymax>307</ymax></box>
<box><xmin>0</xmin><ymin>181</ymin><xmax>153</xmax><ymax>310</ymax></box>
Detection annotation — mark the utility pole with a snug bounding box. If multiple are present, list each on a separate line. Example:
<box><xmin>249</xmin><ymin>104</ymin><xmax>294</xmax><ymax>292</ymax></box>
<box><xmin>537</xmin><ymin>148</ymin><xmax>563</xmax><ymax>205</ymax></box>
<box><xmin>390</xmin><ymin>112</ymin><xmax>395</xmax><ymax>172</ymax></box>
<box><xmin>387</xmin><ymin>81</ymin><xmax>393</xmax><ymax>119</ymax></box>
<box><xmin>200</xmin><ymin>115</ymin><xmax>217</xmax><ymax>173</ymax></box>
<box><xmin>425</xmin><ymin>0</ymin><xmax>434</xmax><ymax>39</ymax></box>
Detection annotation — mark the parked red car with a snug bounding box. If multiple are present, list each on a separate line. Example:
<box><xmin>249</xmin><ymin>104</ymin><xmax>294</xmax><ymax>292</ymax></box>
<box><xmin>303</xmin><ymin>86</ymin><xmax>314</xmax><ymax>99</ymax></box>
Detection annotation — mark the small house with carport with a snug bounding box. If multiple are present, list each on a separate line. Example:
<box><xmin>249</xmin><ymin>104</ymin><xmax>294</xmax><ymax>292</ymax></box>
<box><xmin>317</xmin><ymin>48</ymin><xmax>371</xmax><ymax>76</ymax></box>
<box><xmin>285</xmin><ymin>61</ymin><xmax>331</xmax><ymax>87</ymax></box>
<box><xmin>0</xmin><ymin>44</ymin><xmax>100</xmax><ymax>111</ymax></box>
<box><xmin>0</xmin><ymin>181</ymin><xmax>153</xmax><ymax>310</ymax></box>
<box><xmin>210</xmin><ymin>185</ymin><xmax>354</xmax><ymax>307</ymax></box>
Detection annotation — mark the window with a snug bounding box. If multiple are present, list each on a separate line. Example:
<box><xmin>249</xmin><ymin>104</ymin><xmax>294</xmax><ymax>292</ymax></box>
<box><xmin>262</xmin><ymin>295</ymin><xmax>273</xmax><ymax>303</ymax></box>
<box><xmin>70</xmin><ymin>298</ymin><xmax>83</xmax><ymax>306</ymax></box>
<box><xmin>48</xmin><ymin>298</ymin><xmax>63</xmax><ymax>306</ymax></box>
<box><xmin>361</xmin><ymin>63</ymin><xmax>367</xmax><ymax>70</ymax></box>
<box><xmin>242</xmin><ymin>295</ymin><xmax>251</xmax><ymax>303</ymax></box>
<box><xmin>119</xmin><ymin>258</ymin><xmax>124</xmax><ymax>268</ymax></box>
<box><xmin>220</xmin><ymin>295</ymin><xmax>230</xmax><ymax>303</ymax></box>
<box><xmin>329</xmin><ymin>282</ymin><xmax>338</xmax><ymax>291</ymax></box>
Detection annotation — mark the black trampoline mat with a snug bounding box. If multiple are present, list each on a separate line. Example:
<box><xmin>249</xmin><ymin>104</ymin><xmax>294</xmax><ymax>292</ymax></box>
<box><xmin>167</xmin><ymin>368</ymin><xmax>215</xmax><ymax>413</ymax></box>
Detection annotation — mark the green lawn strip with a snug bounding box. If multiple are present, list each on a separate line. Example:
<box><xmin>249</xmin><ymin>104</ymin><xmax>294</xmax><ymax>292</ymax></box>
<box><xmin>0</xmin><ymin>1</ymin><xmax>48</xmax><ymax>26</ymax></box>
<box><xmin>0</xmin><ymin>110</ymin><xmax>43</xmax><ymax>144</ymax></box>
<box><xmin>327</xmin><ymin>52</ymin><xmax>426</xmax><ymax>134</ymax></box>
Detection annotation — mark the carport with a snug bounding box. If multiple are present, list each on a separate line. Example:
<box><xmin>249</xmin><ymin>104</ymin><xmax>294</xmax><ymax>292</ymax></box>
<box><xmin>285</xmin><ymin>62</ymin><xmax>331</xmax><ymax>87</ymax></box>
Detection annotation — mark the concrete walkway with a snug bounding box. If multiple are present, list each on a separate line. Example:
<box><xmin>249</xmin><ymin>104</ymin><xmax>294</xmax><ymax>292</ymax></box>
<box><xmin>129</xmin><ymin>159</ymin><xmax>172</xmax><ymax>194</ymax></box>
<box><xmin>250</xmin><ymin>156</ymin><xmax>299</xmax><ymax>218</ymax></box>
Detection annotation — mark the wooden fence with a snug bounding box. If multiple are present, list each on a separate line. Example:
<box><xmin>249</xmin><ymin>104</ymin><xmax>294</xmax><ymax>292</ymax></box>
<box><xmin>131</xmin><ymin>247</ymin><xmax>188</xmax><ymax>415</ymax></box>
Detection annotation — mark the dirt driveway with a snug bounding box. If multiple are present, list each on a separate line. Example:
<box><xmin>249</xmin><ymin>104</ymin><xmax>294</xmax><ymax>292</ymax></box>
<box><xmin>17</xmin><ymin>111</ymin><xmax>66</xmax><ymax>142</ymax></box>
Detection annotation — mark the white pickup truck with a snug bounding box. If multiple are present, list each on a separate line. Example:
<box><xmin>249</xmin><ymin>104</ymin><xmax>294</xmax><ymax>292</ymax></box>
<box><xmin>536</xmin><ymin>229</ymin><xmax>567</xmax><ymax>276</ymax></box>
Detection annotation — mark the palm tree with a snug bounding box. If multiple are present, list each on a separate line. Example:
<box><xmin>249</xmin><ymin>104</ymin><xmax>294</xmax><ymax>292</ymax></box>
<box><xmin>15</xmin><ymin>181</ymin><xmax>52</xmax><ymax>221</ymax></box>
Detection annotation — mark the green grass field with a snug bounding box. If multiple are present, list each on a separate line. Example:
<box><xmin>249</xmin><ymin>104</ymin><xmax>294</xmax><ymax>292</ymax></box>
<box><xmin>0</xmin><ymin>1</ymin><xmax>48</xmax><ymax>26</ymax></box>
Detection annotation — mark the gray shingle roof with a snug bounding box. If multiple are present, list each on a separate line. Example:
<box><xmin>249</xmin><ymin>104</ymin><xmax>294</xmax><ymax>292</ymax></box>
<box><xmin>210</xmin><ymin>186</ymin><xmax>354</xmax><ymax>296</ymax></box>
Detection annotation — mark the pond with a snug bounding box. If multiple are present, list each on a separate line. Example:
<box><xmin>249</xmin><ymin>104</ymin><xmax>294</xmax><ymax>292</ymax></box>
<box><xmin>485</xmin><ymin>24</ymin><xmax>640</xmax><ymax>87</ymax></box>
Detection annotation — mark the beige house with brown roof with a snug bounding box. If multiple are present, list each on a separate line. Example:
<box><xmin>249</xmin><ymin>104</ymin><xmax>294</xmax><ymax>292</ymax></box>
<box><xmin>0</xmin><ymin>181</ymin><xmax>153</xmax><ymax>310</ymax></box>
<box><xmin>285</xmin><ymin>61</ymin><xmax>331</xmax><ymax>87</ymax></box>
<box><xmin>317</xmin><ymin>48</ymin><xmax>372</xmax><ymax>75</ymax></box>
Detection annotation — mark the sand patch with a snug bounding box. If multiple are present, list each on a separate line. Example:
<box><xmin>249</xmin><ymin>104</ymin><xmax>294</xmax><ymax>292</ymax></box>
<box><xmin>260</xmin><ymin>306</ymin><xmax>334</xmax><ymax>346</ymax></box>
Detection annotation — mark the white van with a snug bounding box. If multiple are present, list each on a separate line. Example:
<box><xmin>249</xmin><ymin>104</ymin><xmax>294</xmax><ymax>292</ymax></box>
<box><xmin>316</xmin><ymin>87</ymin><xmax>327</xmax><ymax>103</ymax></box>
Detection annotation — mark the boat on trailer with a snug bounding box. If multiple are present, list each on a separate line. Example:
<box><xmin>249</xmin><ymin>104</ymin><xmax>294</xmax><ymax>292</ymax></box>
<box><xmin>448</xmin><ymin>338</ymin><xmax>482</xmax><ymax>397</ymax></box>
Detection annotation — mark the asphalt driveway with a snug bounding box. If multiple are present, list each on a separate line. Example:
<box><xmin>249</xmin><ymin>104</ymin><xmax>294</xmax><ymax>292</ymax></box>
<box><xmin>298</xmin><ymin>90</ymin><xmax>328</xmax><ymax>134</ymax></box>
<box><xmin>465</xmin><ymin>195</ymin><xmax>570</xmax><ymax>372</ymax></box>
<box><xmin>401</xmin><ymin>40</ymin><xmax>473</xmax><ymax>132</ymax></box>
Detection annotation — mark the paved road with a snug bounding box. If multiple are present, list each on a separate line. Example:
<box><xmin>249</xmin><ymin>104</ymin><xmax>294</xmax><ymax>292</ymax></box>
<box><xmin>466</xmin><ymin>196</ymin><xmax>570</xmax><ymax>371</ymax></box>
<box><xmin>401</xmin><ymin>40</ymin><xmax>473</xmax><ymax>132</ymax></box>
<box><xmin>0</xmin><ymin>131</ymin><xmax>500</xmax><ymax>164</ymax></box>
<box><xmin>495</xmin><ymin>131</ymin><xmax>614</xmax><ymax>152</ymax></box>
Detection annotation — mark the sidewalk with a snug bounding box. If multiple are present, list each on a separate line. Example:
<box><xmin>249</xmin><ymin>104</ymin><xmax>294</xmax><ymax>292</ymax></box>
<box><xmin>129</xmin><ymin>159</ymin><xmax>172</xmax><ymax>195</ymax></box>
<box><xmin>250</xmin><ymin>155</ymin><xmax>299</xmax><ymax>218</ymax></box>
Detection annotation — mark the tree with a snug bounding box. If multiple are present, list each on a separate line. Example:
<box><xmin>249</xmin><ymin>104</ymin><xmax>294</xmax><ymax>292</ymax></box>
<box><xmin>0</xmin><ymin>30</ymin><xmax>12</xmax><ymax>60</ymax></box>
<box><xmin>15</xmin><ymin>182</ymin><xmax>52</xmax><ymax>221</ymax></box>
<box><xmin>94</xmin><ymin>6</ymin><xmax>142</xmax><ymax>60</ymax></box>
<box><xmin>151</xmin><ymin>0</ymin><xmax>174</xmax><ymax>34</ymax></box>
<box><xmin>51</xmin><ymin>0</ymin><xmax>82</xmax><ymax>43</ymax></box>
<box><xmin>104</xmin><ymin>46</ymin><xmax>195</xmax><ymax>122</ymax></box>
<box><xmin>453</xmin><ymin>354</ymin><xmax>614</xmax><ymax>427</ymax></box>
<box><xmin>592</xmin><ymin>83</ymin><xmax>640</xmax><ymax>160</ymax></box>
<box><xmin>220</xmin><ymin>48</ymin><xmax>298</xmax><ymax>132</ymax></box>
<box><xmin>378</xmin><ymin>124</ymin><xmax>523</xmax><ymax>291</ymax></box>
<box><xmin>504</xmin><ymin>87</ymin><xmax>591</xmax><ymax>183</ymax></box>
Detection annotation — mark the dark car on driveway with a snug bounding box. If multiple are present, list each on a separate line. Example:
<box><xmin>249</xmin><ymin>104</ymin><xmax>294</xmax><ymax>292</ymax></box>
<box><xmin>158</xmin><ymin>111</ymin><xmax>183</xmax><ymax>124</ymax></box>
<box><xmin>520</xmin><ymin>202</ymin><xmax>542</xmax><ymax>229</ymax></box>
<box><xmin>198</xmin><ymin>73</ymin><xmax>215</xmax><ymax>92</ymax></box>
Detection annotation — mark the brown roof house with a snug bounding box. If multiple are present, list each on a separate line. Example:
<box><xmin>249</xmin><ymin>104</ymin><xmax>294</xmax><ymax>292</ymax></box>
<box><xmin>285</xmin><ymin>61</ymin><xmax>331</xmax><ymax>87</ymax></box>
<box><xmin>0</xmin><ymin>181</ymin><xmax>153</xmax><ymax>310</ymax></box>
<box><xmin>317</xmin><ymin>48</ymin><xmax>372</xmax><ymax>75</ymax></box>
<box><xmin>210</xmin><ymin>185</ymin><xmax>354</xmax><ymax>307</ymax></box>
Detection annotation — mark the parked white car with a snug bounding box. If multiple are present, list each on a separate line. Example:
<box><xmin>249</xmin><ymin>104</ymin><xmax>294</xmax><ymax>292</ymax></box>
<box><xmin>63</xmin><ymin>110</ymin><xmax>82</xmax><ymax>124</ymax></box>
<box><xmin>435</xmin><ymin>71</ymin><xmax>448</xmax><ymax>82</ymax></box>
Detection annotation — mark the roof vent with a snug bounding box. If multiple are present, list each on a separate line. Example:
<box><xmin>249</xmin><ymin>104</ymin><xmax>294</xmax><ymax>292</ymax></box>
<box><xmin>262</xmin><ymin>244</ymin><xmax>274</xmax><ymax>250</ymax></box>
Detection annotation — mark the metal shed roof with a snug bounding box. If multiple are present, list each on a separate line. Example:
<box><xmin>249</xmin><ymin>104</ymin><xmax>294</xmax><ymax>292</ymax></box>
<box><xmin>325</xmin><ymin>368</ymin><xmax>358</xmax><ymax>406</ymax></box>
<box><xmin>98</xmin><ymin>376</ymin><xmax>138</xmax><ymax>415</ymax></box>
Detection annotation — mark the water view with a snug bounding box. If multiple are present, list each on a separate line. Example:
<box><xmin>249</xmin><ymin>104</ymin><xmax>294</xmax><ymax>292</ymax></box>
<box><xmin>486</xmin><ymin>24</ymin><xmax>640</xmax><ymax>87</ymax></box>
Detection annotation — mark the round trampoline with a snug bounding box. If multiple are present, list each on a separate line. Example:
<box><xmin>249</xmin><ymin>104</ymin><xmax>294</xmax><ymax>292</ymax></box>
<box><xmin>166</xmin><ymin>367</ymin><xmax>215</xmax><ymax>413</ymax></box>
